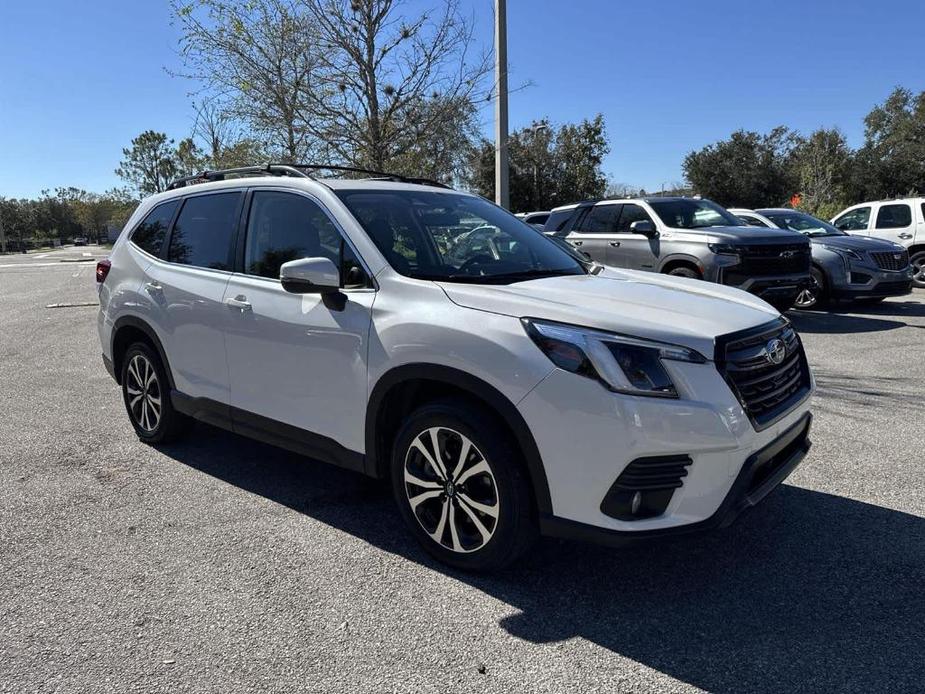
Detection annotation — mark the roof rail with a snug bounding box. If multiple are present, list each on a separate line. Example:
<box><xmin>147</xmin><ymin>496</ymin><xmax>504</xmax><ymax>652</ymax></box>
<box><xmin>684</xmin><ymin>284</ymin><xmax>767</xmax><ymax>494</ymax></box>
<box><xmin>291</xmin><ymin>163</ymin><xmax>451</xmax><ymax>189</ymax></box>
<box><xmin>165</xmin><ymin>164</ymin><xmax>311</xmax><ymax>191</ymax></box>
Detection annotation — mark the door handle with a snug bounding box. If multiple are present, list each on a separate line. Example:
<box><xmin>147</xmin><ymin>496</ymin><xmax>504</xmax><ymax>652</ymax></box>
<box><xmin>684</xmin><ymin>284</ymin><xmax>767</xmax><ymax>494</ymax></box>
<box><xmin>609</xmin><ymin>241</ymin><xmax>621</xmax><ymax>247</ymax></box>
<box><xmin>225</xmin><ymin>295</ymin><xmax>252</xmax><ymax>313</ymax></box>
<box><xmin>144</xmin><ymin>281</ymin><xmax>162</xmax><ymax>293</ymax></box>
<box><xmin>572</xmin><ymin>240</ymin><xmax>583</xmax><ymax>246</ymax></box>
<box><xmin>898</xmin><ymin>233</ymin><xmax>913</xmax><ymax>239</ymax></box>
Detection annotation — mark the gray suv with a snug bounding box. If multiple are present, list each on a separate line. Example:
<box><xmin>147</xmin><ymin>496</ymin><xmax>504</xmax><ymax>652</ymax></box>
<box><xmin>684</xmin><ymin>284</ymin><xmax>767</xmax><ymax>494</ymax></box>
<box><xmin>544</xmin><ymin>197</ymin><xmax>811</xmax><ymax>311</ymax></box>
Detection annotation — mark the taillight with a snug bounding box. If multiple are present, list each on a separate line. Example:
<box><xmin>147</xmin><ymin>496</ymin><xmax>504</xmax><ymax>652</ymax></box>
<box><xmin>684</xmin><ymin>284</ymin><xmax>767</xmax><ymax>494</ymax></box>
<box><xmin>96</xmin><ymin>259</ymin><xmax>112</xmax><ymax>283</ymax></box>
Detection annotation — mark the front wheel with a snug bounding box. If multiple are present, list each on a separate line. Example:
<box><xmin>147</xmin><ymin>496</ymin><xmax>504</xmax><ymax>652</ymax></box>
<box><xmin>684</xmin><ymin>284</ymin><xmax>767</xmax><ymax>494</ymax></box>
<box><xmin>910</xmin><ymin>250</ymin><xmax>925</xmax><ymax>289</ymax></box>
<box><xmin>390</xmin><ymin>400</ymin><xmax>537</xmax><ymax>571</ymax></box>
<box><xmin>793</xmin><ymin>267</ymin><xmax>828</xmax><ymax>310</ymax></box>
<box><xmin>666</xmin><ymin>266</ymin><xmax>701</xmax><ymax>280</ymax></box>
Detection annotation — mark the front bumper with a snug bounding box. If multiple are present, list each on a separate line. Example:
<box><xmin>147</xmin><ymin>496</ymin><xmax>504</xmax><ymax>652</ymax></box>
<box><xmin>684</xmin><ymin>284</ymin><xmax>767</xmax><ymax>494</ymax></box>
<box><xmin>539</xmin><ymin>413</ymin><xmax>811</xmax><ymax>546</ymax></box>
<box><xmin>517</xmin><ymin>357</ymin><xmax>814</xmax><ymax>538</ymax></box>
<box><xmin>830</xmin><ymin>275</ymin><xmax>913</xmax><ymax>300</ymax></box>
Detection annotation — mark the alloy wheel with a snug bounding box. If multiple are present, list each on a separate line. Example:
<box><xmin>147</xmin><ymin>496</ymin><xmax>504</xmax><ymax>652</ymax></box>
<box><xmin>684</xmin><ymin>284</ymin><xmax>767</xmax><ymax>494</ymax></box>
<box><xmin>126</xmin><ymin>354</ymin><xmax>161</xmax><ymax>433</ymax></box>
<box><xmin>403</xmin><ymin>427</ymin><xmax>500</xmax><ymax>554</ymax></box>
<box><xmin>912</xmin><ymin>254</ymin><xmax>925</xmax><ymax>285</ymax></box>
<box><xmin>795</xmin><ymin>276</ymin><xmax>820</xmax><ymax>308</ymax></box>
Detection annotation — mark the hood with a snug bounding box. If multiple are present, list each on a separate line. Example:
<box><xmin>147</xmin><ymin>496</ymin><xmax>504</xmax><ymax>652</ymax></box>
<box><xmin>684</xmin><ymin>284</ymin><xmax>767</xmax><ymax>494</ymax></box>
<box><xmin>808</xmin><ymin>234</ymin><xmax>904</xmax><ymax>252</ymax></box>
<box><xmin>438</xmin><ymin>268</ymin><xmax>779</xmax><ymax>357</ymax></box>
<box><xmin>671</xmin><ymin>226</ymin><xmax>804</xmax><ymax>245</ymax></box>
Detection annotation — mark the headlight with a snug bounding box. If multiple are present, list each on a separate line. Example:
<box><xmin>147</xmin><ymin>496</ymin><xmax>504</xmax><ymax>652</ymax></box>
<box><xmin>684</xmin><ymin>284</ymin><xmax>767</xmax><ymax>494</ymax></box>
<box><xmin>708</xmin><ymin>243</ymin><xmax>740</xmax><ymax>255</ymax></box>
<box><xmin>821</xmin><ymin>244</ymin><xmax>862</xmax><ymax>261</ymax></box>
<box><xmin>522</xmin><ymin>318</ymin><xmax>706</xmax><ymax>398</ymax></box>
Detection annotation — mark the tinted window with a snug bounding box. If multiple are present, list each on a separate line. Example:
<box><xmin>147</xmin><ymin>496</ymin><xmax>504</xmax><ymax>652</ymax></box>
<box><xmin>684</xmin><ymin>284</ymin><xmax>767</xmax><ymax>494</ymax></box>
<box><xmin>764</xmin><ymin>211</ymin><xmax>845</xmax><ymax>237</ymax></box>
<box><xmin>244</xmin><ymin>191</ymin><xmax>367</xmax><ymax>287</ymax></box>
<box><xmin>168</xmin><ymin>193</ymin><xmax>241</xmax><ymax>269</ymax></box>
<box><xmin>543</xmin><ymin>208</ymin><xmax>576</xmax><ymax>234</ymax></box>
<box><xmin>648</xmin><ymin>199</ymin><xmax>741</xmax><ymax>228</ymax></box>
<box><xmin>875</xmin><ymin>204</ymin><xmax>912</xmax><ymax>229</ymax></box>
<box><xmin>131</xmin><ymin>201</ymin><xmax>178</xmax><ymax>257</ymax></box>
<box><xmin>737</xmin><ymin>214</ymin><xmax>770</xmax><ymax>228</ymax></box>
<box><xmin>833</xmin><ymin>207</ymin><xmax>870</xmax><ymax>231</ymax></box>
<box><xmin>581</xmin><ymin>204</ymin><xmax>621</xmax><ymax>233</ymax></box>
<box><xmin>336</xmin><ymin>190</ymin><xmax>584</xmax><ymax>284</ymax></box>
<box><xmin>525</xmin><ymin>213</ymin><xmax>549</xmax><ymax>226</ymax></box>
<box><xmin>617</xmin><ymin>204</ymin><xmax>655</xmax><ymax>233</ymax></box>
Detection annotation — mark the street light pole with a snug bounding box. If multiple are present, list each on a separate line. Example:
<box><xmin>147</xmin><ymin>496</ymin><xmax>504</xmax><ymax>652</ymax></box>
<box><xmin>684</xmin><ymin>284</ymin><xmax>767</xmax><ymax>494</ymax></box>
<box><xmin>494</xmin><ymin>0</ymin><xmax>509</xmax><ymax>209</ymax></box>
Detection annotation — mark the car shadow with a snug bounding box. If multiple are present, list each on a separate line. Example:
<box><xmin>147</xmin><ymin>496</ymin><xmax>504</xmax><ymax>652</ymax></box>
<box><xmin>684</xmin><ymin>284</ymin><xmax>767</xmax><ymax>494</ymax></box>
<box><xmin>157</xmin><ymin>424</ymin><xmax>924</xmax><ymax>693</ymax></box>
<box><xmin>787</xmin><ymin>309</ymin><xmax>907</xmax><ymax>334</ymax></box>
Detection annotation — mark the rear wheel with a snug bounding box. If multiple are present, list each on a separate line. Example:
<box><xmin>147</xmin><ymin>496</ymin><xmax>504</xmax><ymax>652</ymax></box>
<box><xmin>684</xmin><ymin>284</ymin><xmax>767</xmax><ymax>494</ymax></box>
<box><xmin>121</xmin><ymin>342</ymin><xmax>189</xmax><ymax>444</ymax></box>
<box><xmin>390</xmin><ymin>400</ymin><xmax>537</xmax><ymax>571</ymax></box>
<box><xmin>910</xmin><ymin>250</ymin><xmax>925</xmax><ymax>289</ymax></box>
<box><xmin>793</xmin><ymin>267</ymin><xmax>828</xmax><ymax>310</ymax></box>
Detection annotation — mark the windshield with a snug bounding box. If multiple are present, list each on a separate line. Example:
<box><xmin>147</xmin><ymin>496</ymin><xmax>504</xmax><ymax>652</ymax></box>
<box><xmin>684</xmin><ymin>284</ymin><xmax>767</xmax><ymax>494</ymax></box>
<box><xmin>764</xmin><ymin>211</ymin><xmax>846</xmax><ymax>237</ymax></box>
<box><xmin>648</xmin><ymin>199</ymin><xmax>744</xmax><ymax>229</ymax></box>
<box><xmin>334</xmin><ymin>190</ymin><xmax>585</xmax><ymax>283</ymax></box>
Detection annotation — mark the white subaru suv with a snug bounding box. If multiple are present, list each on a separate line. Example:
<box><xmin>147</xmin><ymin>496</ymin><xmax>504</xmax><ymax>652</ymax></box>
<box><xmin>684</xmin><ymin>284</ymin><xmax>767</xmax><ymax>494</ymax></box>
<box><xmin>96</xmin><ymin>165</ymin><xmax>813</xmax><ymax>570</ymax></box>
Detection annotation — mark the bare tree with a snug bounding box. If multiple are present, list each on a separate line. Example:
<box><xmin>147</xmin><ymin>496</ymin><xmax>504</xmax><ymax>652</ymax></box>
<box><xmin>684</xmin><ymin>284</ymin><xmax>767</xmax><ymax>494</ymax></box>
<box><xmin>171</xmin><ymin>0</ymin><xmax>321</xmax><ymax>162</ymax></box>
<box><xmin>302</xmin><ymin>0</ymin><xmax>490</xmax><ymax>174</ymax></box>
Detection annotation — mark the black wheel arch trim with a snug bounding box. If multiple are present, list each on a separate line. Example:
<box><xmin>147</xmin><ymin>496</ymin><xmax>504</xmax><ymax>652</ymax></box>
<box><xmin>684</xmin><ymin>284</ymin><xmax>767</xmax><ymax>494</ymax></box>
<box><xmin>365</xmin><ymin>363</ymin><xmax>553</xmax><ymax>515</ymax></box>
<box><xmin>111</xmin><ymin>315</ymin><xmax>175</xmax><ymax>389</ymax></box>
<box><xmin>657</xmin><ymin>253</ymin><xmax>702</xmax><ymax>273</ymax></box>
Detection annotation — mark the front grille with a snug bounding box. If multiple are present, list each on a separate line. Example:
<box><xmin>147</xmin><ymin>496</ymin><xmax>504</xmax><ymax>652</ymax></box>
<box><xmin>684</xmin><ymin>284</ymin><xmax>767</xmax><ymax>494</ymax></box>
<box><xmin>869</xmin><ymin>250</ymin><xmax>909</xmax><ymax>271</ymax></box>
<box><xmin>721</xmin><ymin>243</ymin><xmax>811</xmax><ymax>287</ymax></box>
<box><xmin>716</xmin><ymin>319</ymin><xmax>811</xmax><ymax>430</ymax></box>
<box><xmin>600</xmin><ymin>455</ymin><xmax>692</xmax><ymax>520</ymax></box>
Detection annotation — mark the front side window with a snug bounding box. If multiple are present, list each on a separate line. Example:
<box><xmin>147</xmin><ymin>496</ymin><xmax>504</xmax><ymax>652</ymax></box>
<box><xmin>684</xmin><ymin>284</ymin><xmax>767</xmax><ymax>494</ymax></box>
<box><xmin>130</xmin><ymin>200</ymin><xmax>178</xmax><ymax>257</ymax></box>
<box><xmin>875</xmin><ymin>204</ymin><xmax>912</xmax><ymax>229</ymax></box>
<box><xmin>833</xmin><ymin>207</ymin><xmax>870</xmax><ymax>231</ymax></box>
<box><xmin>167</xmin><ymin>192</ymin><xmax>242</xmax><ymax>270</ymax></box>
<box><xmin>335</xmin><ymin>190</ymin><xmax>585</xmax><ymax>284</ymax></box>
<box><xmin>581</xmin><ymin>204</ymin><xmax>621</xmax><ymax>233</ymax></box>
<box><xmin>648</xmin><ymin>199</ymin><xmax>743</xmax><ymax>229</ymax></box>
<box><xmin>244</xmin><ymin>191</ymin><xmax>367</xmax><ymax>287</ymax></box>
<box><xmin>617</xmin><ymin>204</ymin><xmax>655</xmax><ymax>233</ymax></box>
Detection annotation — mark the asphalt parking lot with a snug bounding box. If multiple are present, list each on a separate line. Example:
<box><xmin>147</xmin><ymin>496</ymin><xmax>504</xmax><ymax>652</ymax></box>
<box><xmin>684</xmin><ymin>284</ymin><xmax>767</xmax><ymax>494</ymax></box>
<box><xmin>1</xmin><ymin>250</ymin><xmax>923</xmax><ymax>693</ymax></box>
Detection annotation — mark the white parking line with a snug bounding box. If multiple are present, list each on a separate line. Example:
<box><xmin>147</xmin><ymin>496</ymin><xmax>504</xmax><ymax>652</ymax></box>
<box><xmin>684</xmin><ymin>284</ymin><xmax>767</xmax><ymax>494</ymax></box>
<box><xmin>0</xmin><ymin>260</ymin><xmax>96</xmax><ymax>269</ymax></box>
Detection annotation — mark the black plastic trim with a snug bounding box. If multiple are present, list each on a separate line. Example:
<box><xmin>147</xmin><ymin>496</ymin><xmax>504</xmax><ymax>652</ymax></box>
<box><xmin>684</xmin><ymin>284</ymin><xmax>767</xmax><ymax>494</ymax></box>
<box><xmin>110</xmin><ymin>316</ymin><xmax>175</xmax><ymax>389</ymax></box>
<box><xmin>365</xmin><ymin>364</ymin><xmax>553</xmax><ymax>514</ymax></box>
<box><xmin>830</xmin><ymin>280</ymin><xmax>913</xmax><ymax>300</ymax></box>
<box><xmin>171</xmin><ymin>391</ymin><xmax>365</xmax><ymax>474</ymax></box>
<box><xmin>540</xmin><ymin>412</ymin><xmax>812</xmax><ymax>547</ymax></box>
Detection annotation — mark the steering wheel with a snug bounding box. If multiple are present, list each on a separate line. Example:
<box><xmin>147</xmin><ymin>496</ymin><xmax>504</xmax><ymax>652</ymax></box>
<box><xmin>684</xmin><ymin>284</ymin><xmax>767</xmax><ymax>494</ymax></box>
<box><xmin>458</xmin><ymin>254</ymin><xmax>496</xmax><ymax>274</ymax></box>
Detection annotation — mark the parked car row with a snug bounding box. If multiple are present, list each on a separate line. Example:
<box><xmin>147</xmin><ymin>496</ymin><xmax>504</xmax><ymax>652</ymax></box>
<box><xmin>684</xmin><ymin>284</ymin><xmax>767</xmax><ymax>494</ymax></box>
<box><xmin>98</xmin><ymin>165</ymin><xmax>814</xmax><ymax>570</ymax></box>
<box><xmin>524</xmin><ymin>195</ymin><xmax>916</xmax><ymax>311</ymax></box>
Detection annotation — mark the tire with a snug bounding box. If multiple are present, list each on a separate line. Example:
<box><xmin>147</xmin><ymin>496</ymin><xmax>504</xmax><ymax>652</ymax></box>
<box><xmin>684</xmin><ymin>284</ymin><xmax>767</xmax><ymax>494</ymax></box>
<box><xmin>910</xmin><ymin>250</ymin><xmax>925</xmax><ymax>289</ymax></box>
<box><xmin>120</xmin><ymin>342</ymin><xmax>189</xmax><ymax>444</ymax></box>
<box><xmin>793</xmin><ymin>267</ymin><xmax>828</xmax><ymax>310</ymax></box>
<box><xmin>666</xmin><ymin>265</ymin><xmax>700</xmax><ymax>279</ymax></box>
<box><xmin>390</xmin><ymin>399</ymin><xmax>538</xmax><ymax>571</ymax></box>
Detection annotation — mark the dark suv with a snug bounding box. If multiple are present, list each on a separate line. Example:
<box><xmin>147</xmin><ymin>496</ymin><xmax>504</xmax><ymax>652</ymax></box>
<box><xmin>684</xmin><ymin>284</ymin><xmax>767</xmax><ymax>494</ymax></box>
<box><xmin>544</xmin><ymin>197</ymin><xmax>812</xmax><ymax>311</ymax></box>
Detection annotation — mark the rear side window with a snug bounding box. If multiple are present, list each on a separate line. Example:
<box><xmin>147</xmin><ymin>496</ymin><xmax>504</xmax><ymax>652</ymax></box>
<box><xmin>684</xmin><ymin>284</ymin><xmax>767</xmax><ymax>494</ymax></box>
<box><xmin>875</xmin><ymin>204</ymin><xmax>912</xmax><ymax>229</ymax></box>
<box><xmin>581</xmin><ymin>204</ymin><xmax>621</xmax><ymax>233</ymax></box>
<box><xmin>833</xmin><ymin>207</ymin><xmax>870</xmax><ymax>231</ymax></box>
<box><xmin>130</xmin><ymin>201</ymin><xmax>178</xmax><ymax>257</ymax></box>
<box><xmin>543</xmin><ymin>209</ymin><xmax>576</xmax><ymax>234</ymax></box>
<box><xmin>617</xmin><ymin>204</ymin><xmax>654</xmax><ymax>233</ymax></box>
<box><xmin>167</xmin><ymin>193</ymin><xmax>242</xmax><ymax>270</ymax></box>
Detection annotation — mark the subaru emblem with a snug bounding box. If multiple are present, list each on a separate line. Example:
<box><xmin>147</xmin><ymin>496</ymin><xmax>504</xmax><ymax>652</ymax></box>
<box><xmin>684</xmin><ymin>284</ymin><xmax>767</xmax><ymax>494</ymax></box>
<box><xmin>765</xmin><ymin>338</ymin><xmax>786</xmax><ymax>365</ymax></box>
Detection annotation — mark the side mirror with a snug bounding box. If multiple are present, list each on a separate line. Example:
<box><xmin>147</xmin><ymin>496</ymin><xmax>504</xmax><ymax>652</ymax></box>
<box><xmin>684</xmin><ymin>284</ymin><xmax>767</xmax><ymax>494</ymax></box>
<box><xmin>280</xmin><ymin>257</ymin><xmax>340</xmax><ymax>294</ymax></box>
<box><xmin>630</xmin><ymin>220</ymin><xmax>658</xmax><ymax>238</ymax></box>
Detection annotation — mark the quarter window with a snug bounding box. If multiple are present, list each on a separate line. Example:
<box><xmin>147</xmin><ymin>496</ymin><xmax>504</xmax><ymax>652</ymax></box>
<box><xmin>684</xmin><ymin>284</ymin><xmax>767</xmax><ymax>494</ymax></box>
<box><xmin>130</xmin><ymin>201</ymin><xmax>178</xmax><ymax>257</ymax></box>
<box><xmin>167</xmin><ymin>193</ymin><xmax>242</xmax><ymax>270</ymax></box>
<box><xmin>617</xmin><ymin>204</ymin><xmax>654</xmax><ymax>233</ymax></box>
<box><xmin>833</xmin><ymin>207</ymin><xmax>870</xmax><ymax>231</ymax></box>
<box><xmin>581</xmin><ymin>204</ymin><xmax>621</xmax><ymax>233</ymax></box>
<box><xmin>875</xmin><ymin>204</ymin><xmax>912</xmax><ymax>229</ymax></box>
<box><xmin>244</xmin><ymin>191</ymin><xmax>367</xmax><ymax>287</ymax></box>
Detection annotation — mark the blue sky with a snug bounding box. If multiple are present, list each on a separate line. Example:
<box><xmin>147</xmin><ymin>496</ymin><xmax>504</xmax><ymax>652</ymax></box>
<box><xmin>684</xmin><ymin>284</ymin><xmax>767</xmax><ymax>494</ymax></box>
<box><xmin>1</xmin><ymin>0</ymin><xmax>923</xmax><ymax>198</ymax></box>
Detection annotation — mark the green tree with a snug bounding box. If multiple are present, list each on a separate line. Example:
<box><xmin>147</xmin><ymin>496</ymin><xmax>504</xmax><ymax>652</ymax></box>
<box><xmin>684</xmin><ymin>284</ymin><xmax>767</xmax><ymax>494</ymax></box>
<box><xmin>115</xmin><ymin>131</ymin><xmax>178</xmax><ymax>195</ymax></box>
<box><xmin>468</xmin><ymin>115</ymin><xmax>609</xmax><ymax>212</ymax></box>
<box><xmin>791</xmin><ymin>128</ymin><xmax>852</xmax><ymax>217</ymax></box>
<box><xmin>683</xmin><ymin>127</ymin><xmax>800</xmax><ymax>208</ymax></box>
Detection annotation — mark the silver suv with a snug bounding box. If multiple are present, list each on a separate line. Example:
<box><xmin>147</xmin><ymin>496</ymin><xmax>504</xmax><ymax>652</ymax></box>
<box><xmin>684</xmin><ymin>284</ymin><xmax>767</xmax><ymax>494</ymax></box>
<box><xmin>545</xmin><ymin>197</ymin><xmax>812</xmax><ymax>311</ymax></box>
<box><xmin>96</xmin><ymin>167</ymin><xmax>813</xmax><ymax>570</ymax></box>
